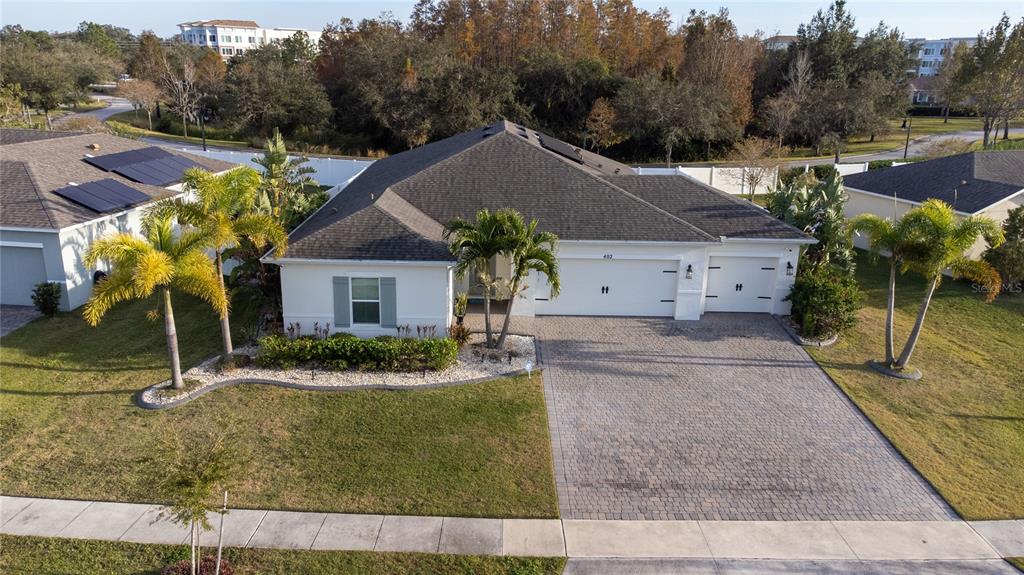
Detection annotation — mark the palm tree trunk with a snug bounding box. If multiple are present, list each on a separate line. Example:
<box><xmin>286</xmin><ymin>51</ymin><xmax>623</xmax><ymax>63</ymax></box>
<box><xmin>164</xmin><ymin>288</ymin><xmax>185</xmax><ymax>389</ymax></box>
<box><xmin>482</xmin><ymin>290</ymin><xmax>493</xmax><ymax>347</ymax></box>
<box><xmin>216</xmin><ymin>252</ymin><xmax>233</xmax><ymax>359</ymax></box>
<box><xmin>894</xmin><ymin>275</ymin><xmax>939</xmax><ymax>370</ymax></box>
<box><xmin>495</xmin><ymin>279</ymin><xmax>519</xmax><ymax>350</ymax></box>
<box><xmin>884</xmin><ymin>262</ymin><xmax>896</xmax><ymax>366</ymax></box>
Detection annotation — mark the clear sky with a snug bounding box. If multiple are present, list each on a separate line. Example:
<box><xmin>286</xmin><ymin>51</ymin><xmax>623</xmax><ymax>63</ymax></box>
<box><xmin>1</xmin><ymin>0</ymin><xmax>1020</xmax><ymax>40</ymax></box>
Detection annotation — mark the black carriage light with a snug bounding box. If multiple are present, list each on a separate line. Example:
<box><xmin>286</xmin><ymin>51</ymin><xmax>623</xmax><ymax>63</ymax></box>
<box><xmin>685</xmin><ymin>264</ymin><xmax>694</xmax><ymax>279</ymax></box>
<box><xmin>786</xmin><ymin>261</ymin><xmax>795</xmax><ymax>276</ymax></box>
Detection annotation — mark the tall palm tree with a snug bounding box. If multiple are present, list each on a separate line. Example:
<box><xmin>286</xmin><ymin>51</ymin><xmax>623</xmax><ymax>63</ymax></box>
<box><xmin>149</xmin><ymin>167</ymin><xmax>288</xmax><ymax>359</ymax></box>
<box><xmin>850</xmin><ymin>199</ymin><xmax>1003</xmax><ymax>374</ymax></box>
<box><xmin>889</xmin><ymin>200</ymin><xmax>1003</xmax><ymax>370</ymax></box>
<box><xmin>494</xmin><ymin>211</ymin><xmax>559</xmax><ymax>350</ymax></box>
<box><xmin>84</xmin><ymin>216</ymin><xmax>227</xmax><ymax>389</ymax></box>
<box><xmin>444</xmin><ymin>209</ymin><xmax>512</xmax><ymax>348</ymax></box>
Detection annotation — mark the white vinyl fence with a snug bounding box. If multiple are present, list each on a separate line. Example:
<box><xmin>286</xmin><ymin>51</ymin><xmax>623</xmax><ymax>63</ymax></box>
<box><xmin>634</xmin><ymin>161</ymin><xmax>908</xmax><ymax>195</ymax></box>
<box><xmin>177</xmin><ymin>148</ymin><xmax>373</xmax><ymax>193</ymax></box>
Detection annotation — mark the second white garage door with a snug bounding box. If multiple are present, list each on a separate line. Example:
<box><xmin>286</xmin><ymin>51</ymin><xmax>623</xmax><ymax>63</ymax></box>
<box><xmin>704</xmin><ymin>256</ymin><xmax>777</xmax><ymax>313</ymax></box>
<box><xmin>534</xmin><ymin>258</ymin><xmax>677</xmax><ymax>317</ymax></box>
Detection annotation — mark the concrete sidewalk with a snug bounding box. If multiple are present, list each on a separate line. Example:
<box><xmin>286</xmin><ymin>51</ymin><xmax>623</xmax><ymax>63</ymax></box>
<box><xmin>2</xmin><ymin>496</ymin><xmax>1022</xmax><ymax>561</ymax></box>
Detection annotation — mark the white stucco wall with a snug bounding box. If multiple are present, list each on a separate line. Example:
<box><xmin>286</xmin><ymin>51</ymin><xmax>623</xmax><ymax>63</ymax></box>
<box><xmin>58</xmin><ymin>206</ymin><xmax>148</xmax><ymax>311</ymax></box>
<box><xmin>278</xmin><ymin>260</ymin><xmax>453</xmax><ymax>338</ymax></box>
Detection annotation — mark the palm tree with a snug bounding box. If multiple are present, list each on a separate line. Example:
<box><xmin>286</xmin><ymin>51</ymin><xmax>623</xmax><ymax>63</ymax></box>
<box><xmin>84</xmin><ymin>216</ymin><xmax>227</xmax><ymax>389</ymax></box>
<box><xmin>850</xmin><ymin>199</ymin><xmax>1003</xmax><ymax>374</ymax></box>
<box><xmin>494</xmin><ymin>211</ymin><xmax>559</xmax><ymax>350</ymax></box>
<box><xmin>251</xmin><ymin>128</ymin><xmax>319</xmax><ymax>229</ymax></box>
<box><xmin>149</xmin><ymin>167</ymin><xmax>288</xmax><ymax>359</ymax></box>
<box><xmin>444</xmin><ymin>209</ymin><xmax>513</xmax><ymax>348</ymax></box>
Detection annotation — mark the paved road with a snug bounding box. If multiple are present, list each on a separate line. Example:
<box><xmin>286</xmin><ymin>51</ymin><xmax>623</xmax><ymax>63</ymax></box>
<box><xmin>787</xmin><ymin>127</ymin><xmax>1024</xmax><ymax>167</ymax></box>
<box><xmin>54</xmin><ymin>94</ymin><xmax>132</xmax><ymax>126</ymax></box>
<box><xmin>537</xmin><ymin>314</ymin><xmax>955</xmax><ymax>521</ymax></box>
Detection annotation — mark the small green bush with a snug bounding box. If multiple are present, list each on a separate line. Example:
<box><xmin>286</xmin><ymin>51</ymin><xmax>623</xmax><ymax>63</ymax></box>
<box><xmin>811</xmin><ymin>164</ymin><xmax>838</xmax><ymax>181</ymax></box>
<box><xmin>785</xmin><ymin>265</ymin><xmax>860</xmax><ymax>339</ymax></box>
<box><xmin>31</xmin><ymin>282</ymin><xmax>62</xmax><ymax>316</ymax></box>
<box><xmin>256</xmin><ymin>333</ymin><xmax>458</xmax><ymax>372</ymax></box>
<box><xmin>867</xmin><ymin>160</ymin><xmax>894</xmax><ymax>170</ymax></box>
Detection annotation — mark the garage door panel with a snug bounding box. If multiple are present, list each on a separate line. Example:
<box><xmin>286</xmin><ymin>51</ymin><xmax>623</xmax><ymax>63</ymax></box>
<box><xmin>705</xmin><ymin>256</ymin><xmax>776</xmax><ymax>313</ymax></box>
<box><xmin>1</xmin><ymin>246</ymin><xmax>49</xmax><ymax>306</ymax></box>
<box><xmin>536</xmin><ymin>258</ymin><xmax>677</xmax><ymax>317</ymax></box>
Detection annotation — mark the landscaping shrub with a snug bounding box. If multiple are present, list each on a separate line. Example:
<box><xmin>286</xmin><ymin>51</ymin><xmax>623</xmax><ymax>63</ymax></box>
<box><xmin>785</xmin><ymin>265</ymin><xmax>860</xmax><ymax>339</ymax></box>
<box><xmin>983</xmin><ymin>205</ymin><xmax>1024</xmax><ymax>293</ymax></box>
<box><xmin>161</xmin><ymin>556</ymin><xmax>233</xmax><ymax>575</ymax></box>
<box><xmin>867</xmin><ymin>160</ymin><xmax>894</xmax><ymax>170</ymax></box>
<box><xmin>30</xmin><ymin>282</ymin><xmax>62</xmax><ymax>316</ymax></box>
<box><xmin>448</xmin><ymin>323</ymin><xmax>472</xmax><ymax>348</ymax></box>
<box><xmin>811</xmin><ymin>164</ymin><xmax>837</xmax><ymax>182</ymax></box>
<box><xmin>256</xmin><ymin>333</ymin><xmax>458</xmax><ymax>371</ymax></box>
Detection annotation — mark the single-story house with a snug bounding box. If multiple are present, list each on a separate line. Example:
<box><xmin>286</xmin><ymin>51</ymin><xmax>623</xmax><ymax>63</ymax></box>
<box><xmin>843</xmin><ymin>151</ymin><xmax>1024</xmax><ymax>259</ymax></box>
<box><xmin>0</xmin><ymin>128</ymin><xmax>234</xmax><ymax>310</ymax></box>
<box><xmin>266</xmin><ymin>121</ymin><xmax>813</xmax><ymax>337</ymax></box>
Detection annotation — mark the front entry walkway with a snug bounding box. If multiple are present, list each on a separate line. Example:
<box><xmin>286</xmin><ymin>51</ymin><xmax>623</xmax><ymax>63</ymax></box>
<box><xmin>536</xmin><ymin>314</ymin><xmax>955</xmax><ymax>521</ymax></box>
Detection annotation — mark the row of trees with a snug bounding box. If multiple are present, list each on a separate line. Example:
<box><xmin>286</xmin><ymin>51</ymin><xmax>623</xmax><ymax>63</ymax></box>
<box><xmin>3</xmin><ymin>3</ymin><xmax>1022</xmax><ymax>162</ymax></box>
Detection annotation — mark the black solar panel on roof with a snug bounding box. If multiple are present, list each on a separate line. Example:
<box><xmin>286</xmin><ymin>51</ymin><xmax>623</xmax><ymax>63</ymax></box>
<box><xmin>538</xmin><ymin>136</ymin><xmax>583</xmax><ymax>163</ymax></box>
<box><xmin>83</xmin><ymin>146</ymin><xmax>174</xmax><ymax>172</ymax></box>
<box><xmin>113</xmin><ymin>155</ymin><xmax>203</xmax><ymax>186</ymax></box>
<box><xmin>52</xmin><ymin>178</ymin><xmax>151</xmax><ymax>213</ymax></box>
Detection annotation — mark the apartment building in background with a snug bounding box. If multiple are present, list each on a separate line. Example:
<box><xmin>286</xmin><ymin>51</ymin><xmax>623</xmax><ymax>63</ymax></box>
<box><xmin>177</xmin><ymin>19</ymin><xmax>322</xmax><ymax>58</ymax></box>
<box><xmin>908</xmin><ymin>37</ymin><xmax>977</xmax><ymax>76</ymax></box>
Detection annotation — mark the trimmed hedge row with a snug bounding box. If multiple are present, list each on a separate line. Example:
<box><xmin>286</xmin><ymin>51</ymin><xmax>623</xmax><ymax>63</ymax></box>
<box><xmin>256</xmin><ymin>333</ymin><xmax>459</xmax><ymax>372</ymax></box>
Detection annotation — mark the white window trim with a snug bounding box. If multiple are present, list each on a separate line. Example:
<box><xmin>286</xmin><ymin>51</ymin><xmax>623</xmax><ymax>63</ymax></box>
<box><xmin>351</xmin><ymin>277</ymin><xmax>382</xmax><ymax>326</ymax></box>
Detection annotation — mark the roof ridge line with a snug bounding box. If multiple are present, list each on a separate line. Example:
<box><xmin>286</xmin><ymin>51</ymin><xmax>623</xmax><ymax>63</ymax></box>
<box><xmin>374</xmin><ymin>189</ymin><xmax>446</xmax><ymax>241</ymax></box>
<box><xmin>22</xmin><ymin>162</ymin><xmax>59</xmax><ymax>229</ymax></box>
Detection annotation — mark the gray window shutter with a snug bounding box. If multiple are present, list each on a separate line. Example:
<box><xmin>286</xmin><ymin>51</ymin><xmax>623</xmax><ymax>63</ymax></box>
<box><xmin>380</xmin><ymin>277</ymin><xmax>397</xmax><ymax>328</ymax></box>
<box><xmin>333</xmin><ymin>277</ymin><xmax>351</xmax><ymax>328</ymax></box>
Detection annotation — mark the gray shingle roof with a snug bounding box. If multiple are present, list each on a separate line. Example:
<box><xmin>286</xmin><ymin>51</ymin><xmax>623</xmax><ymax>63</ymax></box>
<box><xmin>607</xmin><ymin>175</ymin><xmax>808</xmax><ymax>240</ymax></box>
<box><xmin>843</xmin><ymin>151</ymin><xmax>1024</xmax><ymax>214</ymax></box>
<box><xmin>0</xmin><ymin>128</ymin><xmax>83</xmax><ymax>146</ymax></box>
<box><xmin>0</xmin><ymin>130</ymin><xmax>236</xmax><ymax>229</ymax></box>
<box><xmin>285</xmin><ymin>122</ymin><xmax>809</xmax><ymax>261</ymax></box>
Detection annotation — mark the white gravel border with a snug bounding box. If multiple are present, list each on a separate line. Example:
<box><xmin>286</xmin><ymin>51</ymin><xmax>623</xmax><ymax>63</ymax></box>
<box><xmin>139</xmin><ymin>334</ymin><xmax>536</xmax><ymax>407</ymax></box>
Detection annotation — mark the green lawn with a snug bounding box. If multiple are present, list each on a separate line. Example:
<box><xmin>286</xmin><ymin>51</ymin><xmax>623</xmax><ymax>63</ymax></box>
<box><xmin>0</xmin><ymin>295</ymin><xmax>558</xmax><ymax>518</ymax></box>
<box><xmin>1008</xmin><ymin>558</ymin><xmax>1024</xmax><ymax>572</ymax></box>
<box><xmin>807</xmin><ymin>251</ymin><xmax>1024</xmax><ymax>520</ymax></box>
<box><xmin>106</xmin><ymin>110</ymin><xmax>254</xmax><ymax>149</ymax></box>
<box><xmin>0</xmin><ymin>536</ymin><xmax>565</xmax><ymax>575</ymax></box>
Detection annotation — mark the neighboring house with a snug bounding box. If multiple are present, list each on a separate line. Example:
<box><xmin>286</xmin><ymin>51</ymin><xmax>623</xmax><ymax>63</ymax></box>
<box><xmin>265</xmin><ymin>122</ymin><xmax>813</xmax><ymax>337</ymax></box>
<box><xmin>843</xmin><ymin>151</ymin><xmax>1024</xmax><ymax>259</ymax></box>
<box><xmin>907</xmin><ymin>37</ymin><xmax>977</xmax><ymax>77</ymax></box>
<box><xmin>0</xmin><ymin>129</ymin><xmax>234</xmax><ymax>310</ymax></box>
<box><xmin>764</xmin><ymin>35</ymin><xmax>799</xmax><ymax>51</ymax></box>
<box><xmin>909</xmin><ymin>75</ymin><xmax>941</xmax><ymax>106</ymax></box>
<box><xmin>177</xmin><ymin>19</ymin><xmax>322</xmax><ymax>58</ymax></box>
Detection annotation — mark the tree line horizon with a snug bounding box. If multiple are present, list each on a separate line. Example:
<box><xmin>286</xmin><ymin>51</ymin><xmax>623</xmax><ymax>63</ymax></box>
<box><xmin>2</xmin><ymin>0</ymin><xmax>1022</xmax><ymax>163</ymax></box>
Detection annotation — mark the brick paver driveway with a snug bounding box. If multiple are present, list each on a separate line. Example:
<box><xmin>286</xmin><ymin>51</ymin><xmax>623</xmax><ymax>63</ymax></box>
<box><xmin>536</xmin><ymin>314</ymin><xmax>954</xmax><ymax>521</ymax></box>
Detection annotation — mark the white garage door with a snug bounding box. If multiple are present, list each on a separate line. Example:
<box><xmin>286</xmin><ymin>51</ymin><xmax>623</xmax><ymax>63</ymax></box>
<box><xmin>535</xmin><ymin>258</ymin><xmax>677</xmax><ymax>317</ymax></box>
<box><xmin>704</xmin><ymin>256</ymin><xmax>777</xmax><ymax>313</ymax></box>
<box><xmin>1</xmin><ymin>246</ymin><xmax>48</xmax><ymax>306</ymax></box>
